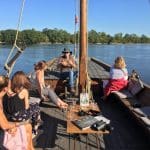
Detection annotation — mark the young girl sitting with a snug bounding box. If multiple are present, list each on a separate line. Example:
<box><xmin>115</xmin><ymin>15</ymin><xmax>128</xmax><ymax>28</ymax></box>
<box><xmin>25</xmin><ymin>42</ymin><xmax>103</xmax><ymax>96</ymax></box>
<box><xmin>102</xmin><ymin>56</ymin><xmax>128</xmax><ymax>100</ymax></box>
<box><xmin>3</xmin><ymin>71</ymin><xmax>41</xmax><ymax>135</ymax></box>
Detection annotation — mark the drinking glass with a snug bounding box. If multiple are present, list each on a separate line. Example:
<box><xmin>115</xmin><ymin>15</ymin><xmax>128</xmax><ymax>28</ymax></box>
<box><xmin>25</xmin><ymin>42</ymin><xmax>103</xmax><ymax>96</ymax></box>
<box><xmin>67</xmin><ymin>105</ymin><xmax>73</xmax><ymax>120</ymax></box>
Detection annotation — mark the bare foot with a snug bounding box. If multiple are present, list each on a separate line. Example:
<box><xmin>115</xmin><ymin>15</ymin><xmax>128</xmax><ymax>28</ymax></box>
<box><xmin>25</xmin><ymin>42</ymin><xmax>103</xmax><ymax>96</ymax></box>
<box><xmin>57</xmin><ymin>99</ymin><xmax>68</xmax><ymax>109</ymax></box>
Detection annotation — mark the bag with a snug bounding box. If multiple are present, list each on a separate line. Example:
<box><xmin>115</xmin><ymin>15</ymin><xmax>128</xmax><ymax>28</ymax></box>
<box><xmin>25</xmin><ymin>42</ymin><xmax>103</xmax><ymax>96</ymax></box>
<box><xmin>127</xmin><ymin>78</ymin><xmax>144</xmax><ymax>96</ymax></box>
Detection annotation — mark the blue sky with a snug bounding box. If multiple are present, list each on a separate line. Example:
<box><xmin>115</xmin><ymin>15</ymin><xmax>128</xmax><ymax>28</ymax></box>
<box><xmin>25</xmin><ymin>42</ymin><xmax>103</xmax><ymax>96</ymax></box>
<box><xmin>0</xmin><ymin>0</ymin><xmax>150</xmax><ymax>36</ymax></box>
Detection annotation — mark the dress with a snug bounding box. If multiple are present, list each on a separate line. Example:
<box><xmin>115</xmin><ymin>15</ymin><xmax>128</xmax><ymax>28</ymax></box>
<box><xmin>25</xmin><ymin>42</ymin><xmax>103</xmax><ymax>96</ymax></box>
<box><xmin>3</xmin><ymin>94</ymin><xmax>40</xmax><ymax>132</ymax></box>
<box><xmin>104</xmin><ymin>67</ymin><xmax>128</xmax><ymax>96</ymax></box>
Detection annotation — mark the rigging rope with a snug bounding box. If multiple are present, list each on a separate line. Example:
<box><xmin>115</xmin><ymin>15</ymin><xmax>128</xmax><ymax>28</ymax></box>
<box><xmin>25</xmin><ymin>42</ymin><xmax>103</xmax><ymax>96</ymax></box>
<box><xmin>74</xmin><ymin>0</ymin><xmax>80</xmax><ymax>59</ymax></box>
<box><xmin>84</xmin><ymin>0</ymin><xmax>93</xmax><ymax>100</ymax></box>
<box><xmin>4</xmin><ymin>0</ymin><xmax>26</xmax><ymax>77</ymax></box>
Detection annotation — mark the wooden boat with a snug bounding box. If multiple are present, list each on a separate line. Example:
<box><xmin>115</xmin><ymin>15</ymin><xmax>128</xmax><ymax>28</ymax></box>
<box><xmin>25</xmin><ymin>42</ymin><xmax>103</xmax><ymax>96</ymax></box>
<box><xmin>3</xmin><ymin>0</ymin><xmax>150</xmax><ymax>149</ymax></box>
<box><xmin>30</xmin><ymin>56</ymin><xmax>150</xmax><ymax>149</ymax></box>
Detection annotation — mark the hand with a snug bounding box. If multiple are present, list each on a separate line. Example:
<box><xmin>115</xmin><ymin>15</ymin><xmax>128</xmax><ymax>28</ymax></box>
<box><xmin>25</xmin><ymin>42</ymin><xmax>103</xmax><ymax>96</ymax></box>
<box><xmin>7</xmin><ymin>127</ymin><xmax>17</xmax><ymax>136</ymax></box>
<box><xmin>41</xmin><ymin>95</ymin><xmax>49</xmax><ymax>102</ymax></box>
<box><xmin>57</xmin><ymin>100</ymin><xmax>68</xmax><ymax>109</ymax></box>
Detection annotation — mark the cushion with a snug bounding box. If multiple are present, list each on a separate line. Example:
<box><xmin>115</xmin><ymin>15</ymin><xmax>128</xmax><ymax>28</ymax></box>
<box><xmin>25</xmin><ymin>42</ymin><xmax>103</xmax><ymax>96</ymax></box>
<box><xmin>127</xmin><ymin>79</ymin><xmax>144</xmax><ymax>96</ymax></box>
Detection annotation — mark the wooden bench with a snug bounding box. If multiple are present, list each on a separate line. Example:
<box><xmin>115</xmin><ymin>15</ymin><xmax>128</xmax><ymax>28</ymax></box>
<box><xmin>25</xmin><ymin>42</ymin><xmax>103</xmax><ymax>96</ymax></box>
<box><xmin>110</xmin><ymin>78</ymin><xmax>150</xmax><ymax>134</ymax></box>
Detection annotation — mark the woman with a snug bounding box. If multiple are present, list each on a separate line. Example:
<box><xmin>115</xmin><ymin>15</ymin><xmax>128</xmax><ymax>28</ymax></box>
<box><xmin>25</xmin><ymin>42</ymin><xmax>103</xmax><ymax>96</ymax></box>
<box><xmin>0</xmin><ymin>75</ymin><xmax>17</xmax><ymax>130</ymax></box>
<box><xmin>30</xmin><ymin>60</ymin><xmax>68</xmax><ymax>109</ymax></box>
<box><xmin>0</xmin><ymin>75</ymin><xmax>33</xmax><ymax>150</ymax></box>
<box><xmin>3</xmin><ymin>71</ymin><xmax>40</xmax><ymax>135</ymax></box>
<box><xmin>103</xmin><ymin>56</ymin><xmax>128</xmax><ymax>100</ymax></box>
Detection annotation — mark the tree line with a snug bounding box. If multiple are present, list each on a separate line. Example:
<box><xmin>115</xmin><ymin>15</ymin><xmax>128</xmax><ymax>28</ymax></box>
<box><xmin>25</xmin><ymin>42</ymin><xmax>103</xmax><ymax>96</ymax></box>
<box><xmin>0</xmin><ymin>28</ymin><xmax>150</xmax><ymax>45</ymax></box>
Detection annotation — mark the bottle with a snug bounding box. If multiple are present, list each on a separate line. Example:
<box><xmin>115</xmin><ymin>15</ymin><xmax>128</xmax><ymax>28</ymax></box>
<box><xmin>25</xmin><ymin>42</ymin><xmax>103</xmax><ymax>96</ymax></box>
<box><xmin>80</xmin><ymin>88</ymin><xmax>89</xmax><ymax>107</ymax></box>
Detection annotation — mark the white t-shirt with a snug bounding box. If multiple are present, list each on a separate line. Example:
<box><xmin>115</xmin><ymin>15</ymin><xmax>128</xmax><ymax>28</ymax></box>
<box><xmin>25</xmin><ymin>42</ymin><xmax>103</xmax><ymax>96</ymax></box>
<box><xmin>110</xmin><ymin>67</ymin><xmax>128</xmax><ymax>80</ymax></box>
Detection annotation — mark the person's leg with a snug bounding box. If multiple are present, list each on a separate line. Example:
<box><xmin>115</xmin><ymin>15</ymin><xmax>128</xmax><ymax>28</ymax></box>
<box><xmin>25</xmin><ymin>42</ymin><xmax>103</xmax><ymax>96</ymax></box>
<box><xmin>60</xmin><ymin>71</ymin><xmax>69</xmax><ymax>80</ymax></box>
<box><xmin>47</xmin><ymin>88</ymin><xmax>68</xmax><ymax>108</ymax></box>
<box><xmin>42</xmin><ymin>87</ymin><xmax>68</xmax><ymax>108</ymax></box>
<box><xmin>25</xmin><ymin>123</ymin><xmax>34</xmax><ymax>150</ymax></box>
<box><xmin>69</xmin><ymin>70</ymin><xmax>74</xmax><ymax>88</ymax></box>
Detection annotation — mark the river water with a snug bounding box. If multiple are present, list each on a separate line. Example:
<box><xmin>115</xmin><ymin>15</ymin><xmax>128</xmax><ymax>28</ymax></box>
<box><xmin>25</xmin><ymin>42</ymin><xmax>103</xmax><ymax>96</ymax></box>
<box><xmin>0</xmin><ymin>43</ymin><xmax>150</xmax><ymax>84</ymax></box>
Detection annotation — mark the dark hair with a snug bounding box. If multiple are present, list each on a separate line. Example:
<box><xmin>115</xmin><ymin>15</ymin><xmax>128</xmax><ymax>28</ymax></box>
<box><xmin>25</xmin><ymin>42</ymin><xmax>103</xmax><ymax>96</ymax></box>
<box><xmin>0</xmin><ymin>76</ymin><xmax>9</xmax><ymax>92</ymax></box>
<box><xmin>11</xmin><ymin>71</ymin><xmax>31</xmax><ymax>93</ymax></box>
<box><xmin>34</xmin><ymin>61</ymin><xmax>47</xmax><ymax>71</ymax></box>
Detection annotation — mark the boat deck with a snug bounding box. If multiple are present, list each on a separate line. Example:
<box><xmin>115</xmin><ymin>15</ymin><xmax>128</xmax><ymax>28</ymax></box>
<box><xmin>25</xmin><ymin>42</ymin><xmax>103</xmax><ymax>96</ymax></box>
<box><xmin>45</xmin><ymin>58</ymin><xmax>109</xmax><ymax>80</ymax></box>
<box><xmin>34</xmin><ymin>97</ymin><xmax>150</xmax><ymax>150</ymax></box>
<box><xmin>33</xmin><ymin>58</ymin><xmax>150</xmax><ymax>149</ymax></box>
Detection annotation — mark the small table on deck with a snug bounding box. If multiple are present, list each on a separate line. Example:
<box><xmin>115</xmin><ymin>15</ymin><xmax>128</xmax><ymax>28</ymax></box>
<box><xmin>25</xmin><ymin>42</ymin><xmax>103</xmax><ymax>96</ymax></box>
<box><xmin>67</xmin><ymin>104</ymin><xmax>109</xmax><ymax>149</ymax></box>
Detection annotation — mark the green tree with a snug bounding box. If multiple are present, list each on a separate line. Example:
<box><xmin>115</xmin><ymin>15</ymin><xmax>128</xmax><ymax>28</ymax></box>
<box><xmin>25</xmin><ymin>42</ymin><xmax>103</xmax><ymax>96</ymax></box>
<box><xmin>113</xmin><ymin>33</ymin><xmax>123</xmax><ymax>43</ymax></box>
<box><xmin>88</xmin><ymin>30</ymin><xmax>99</xmax><ymax>43</ymax></box>
<box><xmin>1</xmin><ymin>29</ymin><xmax>17</xmax><ymax>44</ymax></box>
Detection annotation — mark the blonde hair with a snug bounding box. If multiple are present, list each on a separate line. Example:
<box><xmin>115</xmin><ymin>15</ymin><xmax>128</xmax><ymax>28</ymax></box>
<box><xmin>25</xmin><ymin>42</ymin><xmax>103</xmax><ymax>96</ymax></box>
<box><xmin>114</xmin><ymin>56</ymin><xmax>126</xmax><ymax>69</ymax></box>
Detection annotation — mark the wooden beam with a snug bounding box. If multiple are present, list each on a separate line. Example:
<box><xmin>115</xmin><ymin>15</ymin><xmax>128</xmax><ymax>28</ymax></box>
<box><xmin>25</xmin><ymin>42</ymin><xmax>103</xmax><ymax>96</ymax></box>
<box><xmin>79</xmin><ymin>0</ymin><xmax>87</xmax><ymax>92</ymax></box>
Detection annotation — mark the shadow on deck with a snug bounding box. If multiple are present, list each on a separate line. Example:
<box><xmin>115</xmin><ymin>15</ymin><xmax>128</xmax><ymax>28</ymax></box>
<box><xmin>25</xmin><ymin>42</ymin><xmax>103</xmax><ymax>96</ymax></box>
<box><xmin>34</xmin><ymin>97</ymin><xmax>150</xmax><ymax>150</ymax></box>
<box><xmin>97</xmin><ymin>95</ymin><xmax>150</xmax><ymax>150</ymax></box>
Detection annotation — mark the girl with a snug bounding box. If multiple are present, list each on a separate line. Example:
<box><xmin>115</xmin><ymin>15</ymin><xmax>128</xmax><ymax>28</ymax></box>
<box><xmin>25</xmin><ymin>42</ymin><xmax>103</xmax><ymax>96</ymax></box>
<box><xmin>30</xmin><ymin>60</ymin><xmax>68</xmax><ymax>109</ymax></box>
<box><xmin>103</xmin><ymin>56</ymin><xmax>128</xmax><ymax>100</ymax></box>
<box><xmin>3</xmin><ymin>71</ymin><xmax>40</xmax><ymax>135</ymax></box>
<box><xmin>0</xmin><ymin>75</ymin><xmax>33</xmax><ymax>150</ymax></box>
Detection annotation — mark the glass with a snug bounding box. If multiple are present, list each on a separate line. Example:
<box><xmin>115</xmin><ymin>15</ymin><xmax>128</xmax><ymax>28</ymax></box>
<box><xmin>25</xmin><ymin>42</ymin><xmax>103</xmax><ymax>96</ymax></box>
<box><xmin>67</xmin><ymin>105</ymin><xmax>73</xmax><ymax>121</ymax></box>
<box><xmin>90</xmin><ymin>99</ymin><xmax>97</xmax><ymax>110</ymax></box>
<box><xmin>72</xmin><ymin>99</ymin><xmax>76</xmax><ymax>109</ymax></box>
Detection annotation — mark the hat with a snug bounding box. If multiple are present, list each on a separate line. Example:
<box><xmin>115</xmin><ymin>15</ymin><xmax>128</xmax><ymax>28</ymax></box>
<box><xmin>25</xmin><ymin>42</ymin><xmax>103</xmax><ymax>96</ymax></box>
<box><xmin>62</xmin><ymin>48</ymin><xmax>71</xmax><ymax>53</ymax></box>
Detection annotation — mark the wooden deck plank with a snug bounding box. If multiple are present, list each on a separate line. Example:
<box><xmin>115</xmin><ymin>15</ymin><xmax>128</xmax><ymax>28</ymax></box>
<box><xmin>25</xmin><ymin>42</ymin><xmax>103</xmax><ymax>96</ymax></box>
<box><xmin>34</xmin><ymin>102</ymin><xmax>106</xmax><ymax>150</ymax></box>
<box><xmin>45</xmin><ymin>58</ymin><xmax>109</xmax><ymax>80</ymax></box>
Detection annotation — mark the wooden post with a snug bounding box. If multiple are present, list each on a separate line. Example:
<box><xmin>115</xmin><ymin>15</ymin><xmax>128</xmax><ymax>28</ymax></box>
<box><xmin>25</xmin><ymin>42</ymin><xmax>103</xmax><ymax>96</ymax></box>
<box><xmin>79</xmin><ymin>0</ymin><xmax>87</xmax><ymax>92</ymax></box>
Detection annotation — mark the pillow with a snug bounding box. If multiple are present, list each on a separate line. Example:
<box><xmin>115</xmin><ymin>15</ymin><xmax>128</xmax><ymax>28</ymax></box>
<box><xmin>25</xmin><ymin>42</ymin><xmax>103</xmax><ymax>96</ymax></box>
<box><xmin>128</xmin><ymin>79</ymin><xmax>144</xmax><ymax>96</ymax></box>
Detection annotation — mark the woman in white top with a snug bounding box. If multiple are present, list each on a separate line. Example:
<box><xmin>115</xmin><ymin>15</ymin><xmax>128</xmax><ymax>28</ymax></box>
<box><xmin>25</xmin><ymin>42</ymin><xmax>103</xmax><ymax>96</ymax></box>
<box><xmin>103</xmin><ymin>56</ymin><xmax>128</xmax><ymax>100</ymax></box>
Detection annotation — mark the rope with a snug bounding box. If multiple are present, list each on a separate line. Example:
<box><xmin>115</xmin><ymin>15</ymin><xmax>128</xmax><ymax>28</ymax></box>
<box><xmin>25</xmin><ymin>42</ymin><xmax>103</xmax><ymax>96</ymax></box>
<box><xmin>4</xmin><ymin>0</ymin><xmax>26</xmax><ymax>77</ymax></box>
<box><xmin>74</xmin><ymin>0</ymin><xmax>80</xmax><ymax>59</ymax></box>
<box><xmin>85</xmin><ymin>0</ymin><xmax>92</xmax><ymax>100</ymax></box>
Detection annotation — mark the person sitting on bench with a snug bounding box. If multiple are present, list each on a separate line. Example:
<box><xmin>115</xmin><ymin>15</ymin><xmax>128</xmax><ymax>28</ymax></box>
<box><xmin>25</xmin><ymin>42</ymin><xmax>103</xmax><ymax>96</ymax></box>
<box><xmin>58</xmin><ymin>48</ymin><xmax>77</xmax><ymax>93</ymax></box>
<box><xmin>102</xmin><ymin>56</ymin><xmax>128</xmax><ymax>100</ymax></box>
<box><xmin>30</xmin><ymin>60</ymin><xmax>68</xmax><ymax>109</ymax></box>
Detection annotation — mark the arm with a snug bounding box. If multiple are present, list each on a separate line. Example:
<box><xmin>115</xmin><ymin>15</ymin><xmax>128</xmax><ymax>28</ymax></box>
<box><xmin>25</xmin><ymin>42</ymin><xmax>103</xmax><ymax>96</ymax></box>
<box><xmin>36</xmin><ymin>70</ymin><xmax>45</xmax><ymax>97</ymax></box>
<box><xmin>0</xmin><ymin>109</ymin><xmax>16</xmax><ymax>130</ymax></box>
<box><xmin>68</xmin><ymin>57</ymin><xmax>77</xmax><ymax>68</ymax></box>
<box><xmin>60</xmin><ymin>56</ymin><xmax>77</xmax><ymax>68</ymax></box>
<box><xmin>19</xmin><ymin>89</ymin><xmax>29</xmax><ymax>109</ymax></box>
<box><xmin>59</xmin><ymin>57</ymin><xmax>69</xmax><ymax>67</ymax></box>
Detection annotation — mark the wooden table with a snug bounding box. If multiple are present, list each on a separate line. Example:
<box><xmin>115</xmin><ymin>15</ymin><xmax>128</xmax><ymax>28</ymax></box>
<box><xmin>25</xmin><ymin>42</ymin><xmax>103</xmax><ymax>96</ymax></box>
<box><xmin>67</xmin><ymin>103</ymin><xmax>109</xmax><ymax>149</ymax></box>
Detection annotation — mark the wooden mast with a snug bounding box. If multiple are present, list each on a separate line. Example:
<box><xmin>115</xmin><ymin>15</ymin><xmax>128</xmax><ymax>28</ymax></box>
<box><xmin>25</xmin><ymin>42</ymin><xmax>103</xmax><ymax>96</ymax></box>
<box><xmin>79</xmin><ymin>0</ymin><xmax>87</xmax><ymax>92</ymax></box>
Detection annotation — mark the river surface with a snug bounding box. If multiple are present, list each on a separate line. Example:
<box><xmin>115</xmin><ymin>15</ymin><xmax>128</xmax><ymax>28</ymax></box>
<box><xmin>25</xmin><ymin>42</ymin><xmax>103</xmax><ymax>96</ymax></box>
<box><xmin>0</xmin><ymin>43</ymin><xmax>150</xmax><ymax>84</ymax></box>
